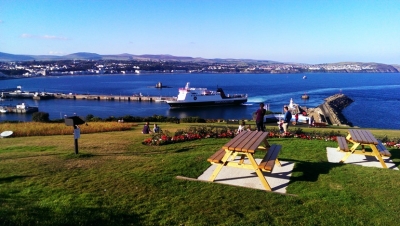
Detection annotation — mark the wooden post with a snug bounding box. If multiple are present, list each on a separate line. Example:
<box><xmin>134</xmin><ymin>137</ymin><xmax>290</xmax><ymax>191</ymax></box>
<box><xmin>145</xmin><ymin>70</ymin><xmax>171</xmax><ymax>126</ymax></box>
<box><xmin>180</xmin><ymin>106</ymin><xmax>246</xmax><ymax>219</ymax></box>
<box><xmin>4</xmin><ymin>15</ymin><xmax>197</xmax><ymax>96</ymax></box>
<box><xmin>74</xmin><ymin>138</ymin><xmax>79</xmax><ymax>154</ymax></box>
<box><xmin>73</xmin><ymin>125</ymin><xmax>81</xmax><ymax>154</ymax></box>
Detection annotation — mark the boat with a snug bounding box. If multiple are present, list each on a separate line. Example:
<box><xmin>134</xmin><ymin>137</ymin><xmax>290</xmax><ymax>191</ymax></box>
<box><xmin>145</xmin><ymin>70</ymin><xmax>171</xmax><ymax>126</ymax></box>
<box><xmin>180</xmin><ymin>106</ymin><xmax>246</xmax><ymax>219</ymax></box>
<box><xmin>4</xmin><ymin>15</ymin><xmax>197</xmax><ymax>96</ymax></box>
<box><xmin>301</xmin><ymin>93</ymin><xmax>309</xmax><ymax>99</ymax></box>
<box><xmin>154</xmin><ymin>97</ymin><xmax>167</xmax><ymax>102</ymax></box>
<box><xmin>33</xmin><ymin>92</ymin><xmax>54</xmax><ymax>100</ymax></box>
<box><xmin>3</xmin><ymin>86</ymin><xmax>34</xmax><ymax>98</ymax></box>
<box><xmin>154</xmin><ymin>82</ymin><xmax>171</xmax><ymax>88</ymax></box>
<box><xmin>303</xmin><ymin>75</ymin><xmax>307</xmax><ymax>79</ymax></box>
<box><xmin>166</xmin><ymin>82</ymin><xmax>247</xmax><ymax>108</ymax></box>
<box><xmin>0</xmin><ymin>107</ymin><xmax>7</xmax><ymax>113</ymax></box>
<box><xmin>14</xmin><ymin>103</ymin><xmax>39</xmax><ymax>113</ymax></box>
<box><xmin>155</xmin><ymin>82</ymin><xmax>163</xmax><ymax>88</ymax></box>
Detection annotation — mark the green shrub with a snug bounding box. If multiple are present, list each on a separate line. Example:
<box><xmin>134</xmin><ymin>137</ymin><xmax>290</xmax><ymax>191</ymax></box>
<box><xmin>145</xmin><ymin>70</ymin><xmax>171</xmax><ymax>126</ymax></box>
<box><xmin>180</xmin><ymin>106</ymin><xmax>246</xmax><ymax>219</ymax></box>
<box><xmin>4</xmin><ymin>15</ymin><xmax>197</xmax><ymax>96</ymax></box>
<box><xmin>32</xmin><ymin>112</ymin><xmax>50</xmax><ymax>122</ymax></box>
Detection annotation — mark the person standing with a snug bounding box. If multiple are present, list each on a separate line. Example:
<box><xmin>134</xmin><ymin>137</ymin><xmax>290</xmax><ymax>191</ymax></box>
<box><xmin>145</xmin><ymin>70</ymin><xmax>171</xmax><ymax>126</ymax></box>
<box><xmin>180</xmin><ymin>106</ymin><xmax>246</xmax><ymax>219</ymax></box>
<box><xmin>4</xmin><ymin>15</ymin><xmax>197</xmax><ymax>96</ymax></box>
<box><xmin>282</xmin><ymin>106</ymin><xmax>292</xmax><ymax>133</ymax></box>
<box><xmin>255</xmin><ymin>103</ymin><xmax>266</xmax><ymax>132</ymax></box>
<box><xmin>309</xmin><ymin>115</ymin><xmax>314</xmax><ymax>127</ymax></box>
<box><xmin>295</xmin><ymin>113</ymin><xmax>299</xmax><ymax>125</ymax></box>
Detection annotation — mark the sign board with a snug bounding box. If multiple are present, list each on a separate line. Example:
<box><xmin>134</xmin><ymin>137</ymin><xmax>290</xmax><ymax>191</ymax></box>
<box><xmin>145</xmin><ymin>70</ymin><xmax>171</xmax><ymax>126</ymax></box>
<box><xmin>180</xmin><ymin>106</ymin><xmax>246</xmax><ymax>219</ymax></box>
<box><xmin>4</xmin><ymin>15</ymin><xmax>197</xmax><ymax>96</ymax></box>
<box><xmin>74</xmin><ymin>128</ymin><xmax>81</xmax><ymax>139</ymax></box>
<box><xmin>64</xmin><ymin>116</ymin><xmax>85</xmax><ymax>126</ymax></box>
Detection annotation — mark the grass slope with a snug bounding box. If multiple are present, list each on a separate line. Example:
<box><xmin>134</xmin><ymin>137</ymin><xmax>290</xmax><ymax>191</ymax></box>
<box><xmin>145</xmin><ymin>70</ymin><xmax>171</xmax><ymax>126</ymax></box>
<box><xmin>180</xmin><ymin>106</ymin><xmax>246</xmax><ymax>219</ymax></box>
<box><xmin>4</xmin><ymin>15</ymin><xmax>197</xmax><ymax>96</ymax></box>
<box><xmin>0</xmin><ymin>122</ymin><xmax>399</xmax><ymax>225</ymax></box>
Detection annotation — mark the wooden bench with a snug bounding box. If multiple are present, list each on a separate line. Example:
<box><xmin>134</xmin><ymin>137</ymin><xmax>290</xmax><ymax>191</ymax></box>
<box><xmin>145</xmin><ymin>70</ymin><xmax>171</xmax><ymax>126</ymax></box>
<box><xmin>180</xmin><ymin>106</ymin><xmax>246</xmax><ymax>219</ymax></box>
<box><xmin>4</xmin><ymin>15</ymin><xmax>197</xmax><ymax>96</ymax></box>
<box><xmin>258</xmin><ymin>144</ymin><xmax>282</xmax><ymax>172</ymax></box>
<box><xmin>376</xmin><ymin>140</ymin><xmax>392</xmax><ymax>157</ymax></box>
<box><xmin>207</xmin><ymin>149</ymin><xmax>226</xmax><ymax>164</ymax></box>
<box><xmin>336</xmin><ymin>136</ymin><xmax>349</xmax><ymax>152</ymax></box>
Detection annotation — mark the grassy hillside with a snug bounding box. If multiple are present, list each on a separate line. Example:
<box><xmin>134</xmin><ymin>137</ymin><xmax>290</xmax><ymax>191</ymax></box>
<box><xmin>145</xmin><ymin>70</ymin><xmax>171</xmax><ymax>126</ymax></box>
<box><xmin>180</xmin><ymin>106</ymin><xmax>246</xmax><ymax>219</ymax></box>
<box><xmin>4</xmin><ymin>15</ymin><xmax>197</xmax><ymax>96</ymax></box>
<box><xmin>0</xmin><ymin>122</ymin><xmax>399</xmax><ymax>225</ymax></box>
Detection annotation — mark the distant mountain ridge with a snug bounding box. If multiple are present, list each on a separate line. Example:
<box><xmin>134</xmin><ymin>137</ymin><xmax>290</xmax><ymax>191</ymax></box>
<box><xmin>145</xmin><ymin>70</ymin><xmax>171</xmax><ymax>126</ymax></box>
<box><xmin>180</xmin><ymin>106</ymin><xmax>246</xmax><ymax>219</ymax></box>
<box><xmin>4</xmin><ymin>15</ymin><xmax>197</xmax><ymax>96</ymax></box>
<box><xmin>0</xmin><ymin>52</ymin><xmax>396</xmax><ymax>69</ymax></box>
<box><xmin>0</xmin><ymin>51</ymin><xmax>278</xmax><ymax>64</ymax></box>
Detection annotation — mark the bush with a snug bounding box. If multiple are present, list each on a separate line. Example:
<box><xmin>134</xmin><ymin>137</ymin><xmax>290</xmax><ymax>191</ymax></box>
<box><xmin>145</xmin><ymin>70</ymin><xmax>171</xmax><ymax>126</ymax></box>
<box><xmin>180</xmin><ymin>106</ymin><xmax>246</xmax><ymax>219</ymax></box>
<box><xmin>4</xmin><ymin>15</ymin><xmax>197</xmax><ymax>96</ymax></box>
<box><xmin>86</xmin><ymin>114</ymin><xmax>95</xmax><ymax>121</ymax></box>
<box><xmin>180</xmin><ymin>117</ymin><xmax>206</xmax><ymax>123</ymax></box>
<box><xmin>32</xmin><ymin>112</ymin><xmax>50</xmax><ymax>122</ymax></box>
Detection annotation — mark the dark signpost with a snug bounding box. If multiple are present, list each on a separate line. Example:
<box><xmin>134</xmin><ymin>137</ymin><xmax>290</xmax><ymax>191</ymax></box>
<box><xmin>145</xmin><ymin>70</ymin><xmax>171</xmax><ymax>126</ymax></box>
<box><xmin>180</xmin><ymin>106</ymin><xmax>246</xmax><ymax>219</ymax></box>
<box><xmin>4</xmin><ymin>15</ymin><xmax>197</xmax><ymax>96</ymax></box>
<box><xmin>64</xmin><ymin>116</ymin><xmax>85</xmax><ymax>154</ymax></box>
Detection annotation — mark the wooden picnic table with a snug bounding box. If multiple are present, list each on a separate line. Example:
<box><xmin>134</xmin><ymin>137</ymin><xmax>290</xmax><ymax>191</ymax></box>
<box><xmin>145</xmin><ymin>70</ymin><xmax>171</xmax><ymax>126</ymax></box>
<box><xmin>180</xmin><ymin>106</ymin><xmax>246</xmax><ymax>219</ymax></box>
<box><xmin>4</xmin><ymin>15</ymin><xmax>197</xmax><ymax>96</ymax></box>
<box><xmin>207</xmin><ymin>131</ymin><xmax>282</xmax><ymax>191</ymax></box>
<box><xmin>341</xmin><ymin>129</ymin><xmax>388</xmax><ymax>168</ymax></box>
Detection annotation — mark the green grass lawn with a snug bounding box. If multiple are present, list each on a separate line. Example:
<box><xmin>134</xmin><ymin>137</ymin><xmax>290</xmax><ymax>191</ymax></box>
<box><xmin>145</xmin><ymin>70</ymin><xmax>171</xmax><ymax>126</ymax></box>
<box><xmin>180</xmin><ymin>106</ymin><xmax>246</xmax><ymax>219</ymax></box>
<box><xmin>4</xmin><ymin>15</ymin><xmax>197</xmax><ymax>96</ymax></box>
<box><xmin>0</xmin><ymin>122</ymin><xmax>400</xmax><ymax>225</ymax></box>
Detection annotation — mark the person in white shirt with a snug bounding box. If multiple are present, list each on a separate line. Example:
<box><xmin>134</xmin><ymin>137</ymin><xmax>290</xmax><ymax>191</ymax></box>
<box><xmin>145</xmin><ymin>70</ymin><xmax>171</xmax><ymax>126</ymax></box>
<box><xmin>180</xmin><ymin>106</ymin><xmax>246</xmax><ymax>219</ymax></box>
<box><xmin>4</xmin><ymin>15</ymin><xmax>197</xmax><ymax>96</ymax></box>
<box><xmin>237</xmin><ymin>121</ymin><xmax>246</xmax><ymax>134</ymax></box>
<box><xmin>153</xmin><ymin>123</ymin><xmax>160</xmax><ymax>133</ymax></box>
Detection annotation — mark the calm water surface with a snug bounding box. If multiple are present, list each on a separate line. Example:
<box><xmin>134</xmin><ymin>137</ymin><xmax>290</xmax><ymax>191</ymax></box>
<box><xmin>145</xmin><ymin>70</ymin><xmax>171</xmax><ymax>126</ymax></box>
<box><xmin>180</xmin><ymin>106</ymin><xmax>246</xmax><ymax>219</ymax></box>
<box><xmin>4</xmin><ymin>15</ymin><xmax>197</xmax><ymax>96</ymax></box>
<box><xmin>1</xmin><ymin>73</ymin><xmax>399</xmax><ymax>129</ymax></box>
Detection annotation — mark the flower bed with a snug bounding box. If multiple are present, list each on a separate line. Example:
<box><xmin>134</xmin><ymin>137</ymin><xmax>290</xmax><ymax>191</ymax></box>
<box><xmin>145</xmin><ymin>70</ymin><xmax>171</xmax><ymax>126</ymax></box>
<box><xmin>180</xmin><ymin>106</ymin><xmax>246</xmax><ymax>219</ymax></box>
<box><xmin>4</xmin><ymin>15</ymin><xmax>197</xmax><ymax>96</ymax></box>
<box><xmin>142</xmin><ymin>126</ymin><xmax>235</xmax><ymax>145</ymax></box>
<box><xmin>142</xmin><ymin>126</ymin><xmax>400</xmax><ymax>147</ymax></box>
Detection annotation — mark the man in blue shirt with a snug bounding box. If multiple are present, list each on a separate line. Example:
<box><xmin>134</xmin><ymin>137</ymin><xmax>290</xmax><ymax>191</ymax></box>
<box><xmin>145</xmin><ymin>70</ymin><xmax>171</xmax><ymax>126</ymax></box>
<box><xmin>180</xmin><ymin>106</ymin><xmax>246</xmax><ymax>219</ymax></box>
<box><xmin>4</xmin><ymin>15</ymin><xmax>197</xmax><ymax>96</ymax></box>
<box><xmin>282</xmin><ymin>106</ymin><xmax>292</xmax><ymax>134</ymax></box>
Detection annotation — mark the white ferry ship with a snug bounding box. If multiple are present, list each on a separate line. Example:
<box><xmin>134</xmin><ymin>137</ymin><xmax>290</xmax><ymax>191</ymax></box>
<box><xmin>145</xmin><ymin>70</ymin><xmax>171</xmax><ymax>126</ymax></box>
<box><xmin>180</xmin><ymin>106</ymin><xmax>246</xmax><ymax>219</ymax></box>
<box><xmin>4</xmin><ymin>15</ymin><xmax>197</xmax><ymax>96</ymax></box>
<box><xmin>166</xmin><ymin>82</ymin><xmax>247</xmax><ymax>108</ymax></box>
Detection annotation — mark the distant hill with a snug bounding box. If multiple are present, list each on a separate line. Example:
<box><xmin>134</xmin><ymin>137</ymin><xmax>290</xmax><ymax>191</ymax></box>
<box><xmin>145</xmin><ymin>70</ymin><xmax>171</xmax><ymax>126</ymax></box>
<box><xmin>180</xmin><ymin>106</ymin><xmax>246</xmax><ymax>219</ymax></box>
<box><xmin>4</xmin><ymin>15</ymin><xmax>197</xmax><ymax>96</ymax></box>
<box><xmin>64</xmin><ymin>52</ymin><xmax>103</xmax><ymax>60</ymax></box>
<box><xmin>0</xmin><ymin>52</ymin><xmax>36</xmax><ymax>61</ymax></box>
<box><xmin>0</xmin><ymin>51</ymin><xmax>279</xmax><ymax>64</ymax></box>
<box><xmin>392</xmin><ymin>64</ymin><xmax>400</xmax><ymax>71</ymax></box>
<box><xmin>0</xmin><ymin>52</ymin><xmax>397</xmax><ymax>71</ymax></box>
<box><xmin>329</xmin><ymin>62</ymin><xmax>398</xmax><ymax>72</ymax></box>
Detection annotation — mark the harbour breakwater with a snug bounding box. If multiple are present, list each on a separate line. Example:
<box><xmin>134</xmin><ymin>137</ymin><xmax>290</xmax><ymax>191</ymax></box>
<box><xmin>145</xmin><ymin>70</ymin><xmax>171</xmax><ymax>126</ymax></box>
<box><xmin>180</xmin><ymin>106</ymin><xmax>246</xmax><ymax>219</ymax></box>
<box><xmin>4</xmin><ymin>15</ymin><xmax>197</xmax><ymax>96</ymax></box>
<box><xmin>311</xmin><ymin>94</ymin><xmax>354</xmax><ymax>126</ymax></box>
<box><xmin>53</xmin><ymin>94</ymin><xmax>175</xmax><ymax>102</ymax></box>
<box><xmin>1</xmin><ymin>92</ymin><xmax>175</xmax><ymax>102</ymax></box>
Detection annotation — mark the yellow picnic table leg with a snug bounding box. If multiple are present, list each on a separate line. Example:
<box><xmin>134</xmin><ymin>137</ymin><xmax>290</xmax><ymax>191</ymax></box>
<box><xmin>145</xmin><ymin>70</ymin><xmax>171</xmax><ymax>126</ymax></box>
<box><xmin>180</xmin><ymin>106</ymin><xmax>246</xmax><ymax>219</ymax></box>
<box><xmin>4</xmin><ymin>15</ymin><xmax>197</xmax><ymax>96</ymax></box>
<box><xmin>208</xmin><ymin>164</ymin><xmax>224</xmax><ymax>182</ymax></box>
<box><xmin>339</xmin><ymin>152</ymin><xmax>352</xmax><ymax>163</ymax></box>
<box><xmin>275</xmin><ymin>158</ymin><xmax>282</xmax><ymax>167</ymax></box>
<box><xmin>370</xmin><ymin>145</ymin><xmax>388</xmax><ymax>169</ymax></box>
<box><xmin>263</xmin><ymin>138</ymin><xmax>271</xmax><ymax>150</ymax></box>
<box><xmin>208</xmin><ymin>150</ymin><xmax>233</xmax><ymax>181</ymax></box>
<box><xmin>350</xmin><ymin>142</ymin><xmax>360</xmax><ymax>151</ymax></box>
<box><xmin>246</xmin><ymin>153</ymin><xmax>272</xmax><ymax>191</ymax></box>
<box><xmin>238</xmin><ymin>154</ymin><xmax>246</xmax><ymax>165</ymax></box>
<box><xmin>340</xmin><ymin>141</ymin><xmax>358</xmax><ymax>163</ymax></box>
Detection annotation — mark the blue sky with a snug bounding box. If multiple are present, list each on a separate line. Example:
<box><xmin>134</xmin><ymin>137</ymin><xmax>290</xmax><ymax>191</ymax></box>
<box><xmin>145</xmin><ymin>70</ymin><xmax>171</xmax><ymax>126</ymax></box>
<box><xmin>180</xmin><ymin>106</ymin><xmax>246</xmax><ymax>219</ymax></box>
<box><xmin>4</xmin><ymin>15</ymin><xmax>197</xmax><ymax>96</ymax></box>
<box><xmin>1</xmin><ymin>0</ymin><xmax>399</xmax><ymax>64</ymax></box>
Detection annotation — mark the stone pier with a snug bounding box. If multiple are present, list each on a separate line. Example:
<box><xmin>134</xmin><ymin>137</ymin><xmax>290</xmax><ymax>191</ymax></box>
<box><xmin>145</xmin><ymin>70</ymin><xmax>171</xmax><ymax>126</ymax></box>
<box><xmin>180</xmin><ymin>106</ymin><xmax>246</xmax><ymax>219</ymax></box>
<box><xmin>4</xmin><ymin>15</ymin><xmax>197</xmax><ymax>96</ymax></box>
<box><xmin>308</xmin><ymin>94</ymin><xmax>354</xmax><ymax>126</ymax></box>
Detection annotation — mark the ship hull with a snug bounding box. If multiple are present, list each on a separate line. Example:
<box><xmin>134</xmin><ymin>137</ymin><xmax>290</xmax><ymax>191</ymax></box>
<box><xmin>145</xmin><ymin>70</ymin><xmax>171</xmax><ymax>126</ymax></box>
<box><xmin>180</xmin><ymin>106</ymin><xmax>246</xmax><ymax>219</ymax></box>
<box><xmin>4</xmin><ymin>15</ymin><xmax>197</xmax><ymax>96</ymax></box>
<box><xmin>167</xmin><ymin>98</ymin><xmax>247</xmax><ymax>108</ymax></box>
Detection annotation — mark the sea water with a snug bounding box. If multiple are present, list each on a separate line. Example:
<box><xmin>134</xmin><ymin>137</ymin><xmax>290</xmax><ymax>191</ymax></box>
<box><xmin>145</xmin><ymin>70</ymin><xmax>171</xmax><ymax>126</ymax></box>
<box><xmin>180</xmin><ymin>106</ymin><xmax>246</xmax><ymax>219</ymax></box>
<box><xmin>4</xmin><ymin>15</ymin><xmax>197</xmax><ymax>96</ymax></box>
<box><xmin>0</xmin><ymin>73</ymin><xmax>399</xmax><ymax>130</ymax></box>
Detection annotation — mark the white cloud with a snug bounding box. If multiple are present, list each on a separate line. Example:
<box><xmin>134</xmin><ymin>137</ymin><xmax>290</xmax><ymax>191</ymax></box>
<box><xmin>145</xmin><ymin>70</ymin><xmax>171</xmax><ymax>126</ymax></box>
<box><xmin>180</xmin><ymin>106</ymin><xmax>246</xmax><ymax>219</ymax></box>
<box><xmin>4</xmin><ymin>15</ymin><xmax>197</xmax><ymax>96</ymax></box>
<box><xmin>21</xmin><ymin>33</ymin><xmax>34</xmax><ymax>38</ymax></box>
<box><xmin>42</xmin><ymin>35</ymin><xmax>69</xmax><ymax>40</ymax></box>
<box><xmin>48</xmin><ymin>51</ymin><xmax>64</xmax><ymax>55</ymax></box>
<box><xmin>20</xmin><ymin>33</ymin><xmax>69</xmax><ymax>40</ymax></box>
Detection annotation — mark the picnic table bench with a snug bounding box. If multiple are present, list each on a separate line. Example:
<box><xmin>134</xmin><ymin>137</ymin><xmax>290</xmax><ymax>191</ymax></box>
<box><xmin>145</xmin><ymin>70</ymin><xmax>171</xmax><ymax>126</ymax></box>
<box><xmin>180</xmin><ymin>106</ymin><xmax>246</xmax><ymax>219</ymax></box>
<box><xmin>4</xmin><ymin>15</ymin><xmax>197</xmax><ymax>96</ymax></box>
<box><xmin>258</xmin><ymin>145</ymin><xmax>282</xmax><ymax>171</ymax></box>
<box><xmin>339</xmin><ymin>129</ymin><xmax>389</xmax><ymax>168</ymax></box>
<box><xmin>336</xmin><ymin>136</ymin><xmax>349</xmax><ymax>152</ymax></box>
<box><xmin>207</xmin><ymin>131</ymin><xmax>282</xmax><ymax>191</ymax></box>
<box><xmin>208</xmin><ymin>145</ymin><xmax>282</xmax><ymax>172</ymax></box>
<box><xmin>376</xmin><ymin>140</ymin><xmax>392</xmax><ymax>157</ymax></box>
<box><xmin>207</xmin><ymin>149</ymin><xmax>226</xmax><ymax>163</ymax></box>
